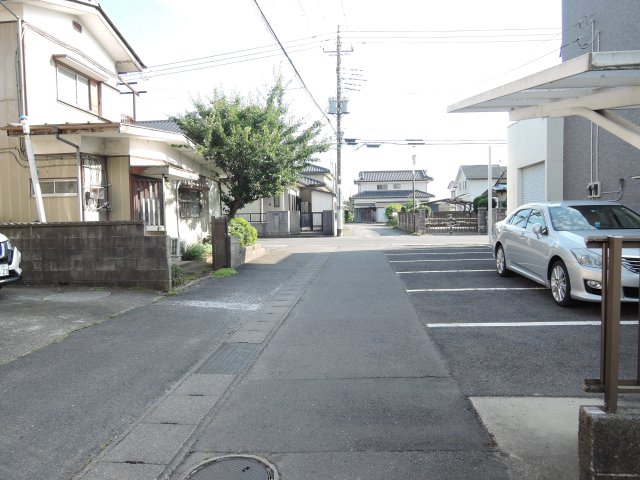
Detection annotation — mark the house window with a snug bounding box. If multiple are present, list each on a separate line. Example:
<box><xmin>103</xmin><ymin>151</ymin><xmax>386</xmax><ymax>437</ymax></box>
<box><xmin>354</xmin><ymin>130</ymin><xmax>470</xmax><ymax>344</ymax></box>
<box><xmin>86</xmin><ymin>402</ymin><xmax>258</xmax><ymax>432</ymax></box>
<box><xmin>274</xmin><ymin>196</ymin><xmax>281</xmax><ymax>208</ymax></box>
<box><xmin>179</xmin><ymin>188</ymin><xmax>203</xmax><ymax>218</ymax></box>
<box><xmin>376</xmin><ymin>184</ymin><xmax>388</xmax><ymax>190</ymax></box>
<box><xmin>393</xmin><ymin>183</ymin><xmax>401</xmax><ymax>189</ymax></box>
<box><xmin>56</xmin><ymin>65</ymin><xmax>100</xmax><ymax>114</ymax></box>
<box><xmin>31</xmin><ymin>178</ymin><xmax>77</xmax><ymax>197</ymax></box>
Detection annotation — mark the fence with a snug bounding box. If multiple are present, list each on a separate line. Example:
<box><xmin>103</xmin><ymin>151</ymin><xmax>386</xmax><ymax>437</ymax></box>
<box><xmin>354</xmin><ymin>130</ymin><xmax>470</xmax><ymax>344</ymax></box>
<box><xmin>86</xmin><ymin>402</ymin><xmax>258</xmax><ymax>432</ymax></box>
<box><xmin>0</xmin><ymin>221</ymin><xmax>171</xmax><ymax>290</ymax></box>
<box><xmin>425</xmin><ymin>211</ymin><xmax>478</xmax><ymax>235</ymax></box>
<box><xmin>397</xmin><ymin>208</ymin><xmax>507</xmax><ymax>235</ymax></box>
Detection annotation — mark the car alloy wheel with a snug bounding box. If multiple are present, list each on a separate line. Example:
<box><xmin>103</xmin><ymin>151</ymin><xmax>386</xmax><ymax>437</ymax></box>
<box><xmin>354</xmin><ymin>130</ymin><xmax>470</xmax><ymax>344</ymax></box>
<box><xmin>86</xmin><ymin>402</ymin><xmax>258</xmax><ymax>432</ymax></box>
<box><xmin>550</xmin><ymin>260</ymin><xmax>573</xmax><ymax>307</ymax></box>
<box><xmin>495</xmin><ymin>245</ymin><xmax>511</xmax><ymax>277</ymax></box>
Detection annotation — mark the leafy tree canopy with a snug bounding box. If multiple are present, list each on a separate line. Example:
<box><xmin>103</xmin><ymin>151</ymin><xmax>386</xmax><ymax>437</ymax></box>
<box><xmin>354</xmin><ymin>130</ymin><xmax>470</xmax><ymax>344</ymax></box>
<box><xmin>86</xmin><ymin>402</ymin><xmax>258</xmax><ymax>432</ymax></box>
<box><xmin>173</xmin><ymin>77</ymin><xmax>330</xmax><ymax>217</ymax></box>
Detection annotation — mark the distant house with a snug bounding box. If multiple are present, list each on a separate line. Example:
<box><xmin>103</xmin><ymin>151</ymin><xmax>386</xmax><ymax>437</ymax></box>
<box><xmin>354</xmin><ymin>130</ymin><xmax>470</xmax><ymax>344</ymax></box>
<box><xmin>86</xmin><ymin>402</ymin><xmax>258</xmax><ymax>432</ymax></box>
<box><xmin>236</xmin><ymin>163</ymin><xmax>336</xmax><ymax>232</ymax></box>
<box><xmin>449</xmin><ymin>165</ymin><xmax>507</xmax><ymax>209</ymax></box>
<box><xmin>352</xmin><ymin>170</ymin><xmax>433</xmax><ymax>223</ymax></box>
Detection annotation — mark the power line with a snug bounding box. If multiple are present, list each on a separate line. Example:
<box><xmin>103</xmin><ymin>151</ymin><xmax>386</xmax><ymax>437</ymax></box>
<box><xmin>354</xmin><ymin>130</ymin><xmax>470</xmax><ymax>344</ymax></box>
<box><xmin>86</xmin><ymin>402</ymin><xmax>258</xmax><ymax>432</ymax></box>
<box><xmin>251</xmin><ymin>0</ymin><xmax>335</xmax><ymax>132</ymax></box>
<box><xmin>127</xmin><ymin>45</ymin><xmax>322</xmax><ymax>79</ymax></box>
<box><xmin>146</xmin><ymin>34</ymin><xmax>331</xmax><ymax>69</ymax></box>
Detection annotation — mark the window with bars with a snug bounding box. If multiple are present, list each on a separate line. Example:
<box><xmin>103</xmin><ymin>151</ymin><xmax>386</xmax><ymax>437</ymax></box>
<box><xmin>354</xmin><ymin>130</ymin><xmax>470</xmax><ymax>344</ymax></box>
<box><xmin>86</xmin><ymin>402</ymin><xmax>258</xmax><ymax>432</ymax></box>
<box><xmin>179</xmin><ymin>188</ymin><xmax>203</xmax><ymax>218</ymax></box>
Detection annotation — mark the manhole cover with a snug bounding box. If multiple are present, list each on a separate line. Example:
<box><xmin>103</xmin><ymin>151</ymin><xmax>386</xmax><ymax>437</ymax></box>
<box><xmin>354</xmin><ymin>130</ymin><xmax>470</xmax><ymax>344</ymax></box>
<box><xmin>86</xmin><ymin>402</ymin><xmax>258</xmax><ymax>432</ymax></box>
<box><xmin>186</xmin><ymin>455</ymin><xmax>276</xmax><ymax>480</ymax></box>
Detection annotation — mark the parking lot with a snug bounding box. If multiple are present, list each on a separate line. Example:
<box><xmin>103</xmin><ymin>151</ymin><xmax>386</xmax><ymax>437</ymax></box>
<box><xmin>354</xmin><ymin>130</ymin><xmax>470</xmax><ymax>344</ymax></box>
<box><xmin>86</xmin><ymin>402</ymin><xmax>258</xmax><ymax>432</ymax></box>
<box><xmin>385</xmin><ymin>243</ymin><xmax>640</xmax><ymax>478</ymax></box>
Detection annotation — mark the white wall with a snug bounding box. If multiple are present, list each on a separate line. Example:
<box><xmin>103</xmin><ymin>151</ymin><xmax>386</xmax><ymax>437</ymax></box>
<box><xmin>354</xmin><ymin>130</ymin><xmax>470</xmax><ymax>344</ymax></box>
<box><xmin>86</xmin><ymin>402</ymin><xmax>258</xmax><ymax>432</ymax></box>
<box><xmin>311</xmin><ymin>190</ymin><xmax>334</xmax><ymax>211</ymax></box>
<box><xmin>20</xmin><ymin>4</ymin><xmax>125</xmax><ymax>124</ymax></box>
<box><xmin>507</xmin><ymin>118</ymin><xmax>564</xmax><ymax>210</ymax></box>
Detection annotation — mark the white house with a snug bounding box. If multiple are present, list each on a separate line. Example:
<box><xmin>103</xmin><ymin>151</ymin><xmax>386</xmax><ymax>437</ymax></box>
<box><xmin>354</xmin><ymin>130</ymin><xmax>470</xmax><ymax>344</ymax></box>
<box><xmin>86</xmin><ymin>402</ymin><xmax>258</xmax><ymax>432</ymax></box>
<box><xmin>448</xmin><ymin>165</ymin><xmax>507</xmax><ymax>208</ymax></box>
<box><xmin>0</xmin><ymin>0</ymin><xmax>221</xmax><ymax>255</ymax></box>
<box><xmin>352</xmin><ymin>170</ymin><xmax>433</xmax><ymax>223</ymax></box>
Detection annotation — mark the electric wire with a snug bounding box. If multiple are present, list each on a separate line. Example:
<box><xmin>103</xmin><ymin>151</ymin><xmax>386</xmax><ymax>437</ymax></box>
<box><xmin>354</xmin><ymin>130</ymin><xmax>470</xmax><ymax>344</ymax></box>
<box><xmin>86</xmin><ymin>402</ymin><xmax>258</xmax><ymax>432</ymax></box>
<box><xmin>128</xmin><ymin>45</ymin><xmax>322</xmax><ymax>79</ymax></box>
<box><xmin>251</xmin><ymin>0</ymin><xmax>335</xmax><ymax>132</ymax></box>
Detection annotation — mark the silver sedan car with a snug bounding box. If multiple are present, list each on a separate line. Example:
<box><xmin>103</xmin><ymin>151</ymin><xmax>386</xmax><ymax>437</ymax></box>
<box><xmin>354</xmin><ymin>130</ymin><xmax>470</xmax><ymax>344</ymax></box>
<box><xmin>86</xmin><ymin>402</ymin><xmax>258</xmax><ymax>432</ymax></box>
<box><xmin>491</xmin><ymin>200</ymin><xmax>640</xmax><ymax>306</ymax></box>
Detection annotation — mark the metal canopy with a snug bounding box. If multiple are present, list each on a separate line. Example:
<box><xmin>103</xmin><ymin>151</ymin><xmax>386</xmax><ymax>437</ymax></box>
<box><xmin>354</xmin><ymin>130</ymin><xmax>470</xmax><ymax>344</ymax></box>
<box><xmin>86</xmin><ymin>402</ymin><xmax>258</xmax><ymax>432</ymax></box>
<box><xmin>447</xmin><ymin>51</ymin><xmax>640</xmax><ymax>150</ymax></box>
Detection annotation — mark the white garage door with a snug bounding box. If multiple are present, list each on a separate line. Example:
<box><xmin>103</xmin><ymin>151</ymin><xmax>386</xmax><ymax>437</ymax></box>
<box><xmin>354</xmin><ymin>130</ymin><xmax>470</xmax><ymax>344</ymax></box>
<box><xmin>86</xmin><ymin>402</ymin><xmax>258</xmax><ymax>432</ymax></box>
<box><xmin>521</xmin><ymin>162</ymin><xmax>545</xmax><ymax>204</ymax></box>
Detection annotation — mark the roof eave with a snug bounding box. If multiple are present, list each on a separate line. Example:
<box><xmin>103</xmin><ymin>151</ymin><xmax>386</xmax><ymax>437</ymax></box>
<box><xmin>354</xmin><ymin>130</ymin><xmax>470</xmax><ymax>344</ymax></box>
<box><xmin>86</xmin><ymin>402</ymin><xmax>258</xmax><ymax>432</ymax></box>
<box><xmin>447</xmin><ymin>50</ymin><xmax>640</xmax><ymax>114</ymax></box>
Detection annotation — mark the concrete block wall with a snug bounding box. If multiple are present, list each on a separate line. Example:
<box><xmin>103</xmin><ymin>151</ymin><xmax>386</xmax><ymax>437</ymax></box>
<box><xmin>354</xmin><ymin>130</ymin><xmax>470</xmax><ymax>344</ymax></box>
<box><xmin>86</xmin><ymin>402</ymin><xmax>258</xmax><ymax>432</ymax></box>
<box><xmin>0</xmin><ymin>221</ymin><xmax>171</xmax><ymax>291</ymax></box>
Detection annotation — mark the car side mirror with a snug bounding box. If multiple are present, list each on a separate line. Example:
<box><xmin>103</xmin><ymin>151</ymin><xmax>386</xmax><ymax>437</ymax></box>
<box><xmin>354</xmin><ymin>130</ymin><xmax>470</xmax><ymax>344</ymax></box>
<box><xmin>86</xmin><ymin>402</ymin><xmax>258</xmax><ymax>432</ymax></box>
<box><xmin>532</xmin><ymin>224</ymin><xmax>546</xmax><ymax>237</ymax></box>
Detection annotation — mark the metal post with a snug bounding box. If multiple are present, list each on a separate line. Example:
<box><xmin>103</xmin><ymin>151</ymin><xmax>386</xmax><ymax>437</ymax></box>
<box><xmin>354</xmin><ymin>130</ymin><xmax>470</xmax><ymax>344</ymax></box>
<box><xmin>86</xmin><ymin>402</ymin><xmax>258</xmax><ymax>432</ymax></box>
<box><xmin>487</xmin><ymin>146</ymin><xmax>492</xmax><ymax>244</ymax></box>
<box><xmin>603</xmin><ymin>235</ymin><xmax>622</xmax><ymax>413</ymax></box>
<box><xmin>412</xmin><ymin>154</ymin><xmax>416</xmax><ymax>233</ymax></box>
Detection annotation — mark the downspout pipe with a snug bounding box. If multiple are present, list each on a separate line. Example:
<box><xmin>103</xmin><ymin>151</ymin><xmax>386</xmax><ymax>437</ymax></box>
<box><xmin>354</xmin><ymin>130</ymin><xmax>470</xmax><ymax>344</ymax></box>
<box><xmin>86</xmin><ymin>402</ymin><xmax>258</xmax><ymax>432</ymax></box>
<box><xmin>55</xmin><ymin>130</ymin><xmax>83</xmax><ymax>221</ymax></box>
<box><xmin>1</xmin><ymin>1</ymin><xmax>46</xmax><ymax>222</ymax></box>
<box><xmin>175</xmin><ymin>180</ymin><xmax>182</xmax><ymax>256</ymax></box>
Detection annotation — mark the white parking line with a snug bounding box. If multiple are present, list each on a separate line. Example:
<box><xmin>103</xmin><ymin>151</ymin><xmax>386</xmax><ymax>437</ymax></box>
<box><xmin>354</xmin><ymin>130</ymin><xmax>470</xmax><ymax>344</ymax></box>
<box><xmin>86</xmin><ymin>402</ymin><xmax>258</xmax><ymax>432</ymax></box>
<box><xmin>407</xmin><ymin>287</ymin><xmax>547</xmax><ymax>292</ymax></box>
<box><xmin>385</xmin><ymin>251</ymin><xmax>491</xmax><ymax>256</ymax></box>
<box><xmin>397</xmin><ymin>269</ymin><xmax>494</xmax><ymax>274</ymax></box>
<box><xmin>427</xmin><ymin>320</ymin><xmax>639</xmax><ymax>328</ymax></box>
<box><xmin>389</xmin><ymin>258</ymin><xmax>492</xmax><ymax>263</ymax></box>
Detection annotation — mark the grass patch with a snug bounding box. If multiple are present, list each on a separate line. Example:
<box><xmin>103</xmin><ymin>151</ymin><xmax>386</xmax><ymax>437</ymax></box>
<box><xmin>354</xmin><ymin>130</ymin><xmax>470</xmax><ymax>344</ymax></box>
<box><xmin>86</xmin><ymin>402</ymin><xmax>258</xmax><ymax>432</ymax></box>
<box><xmin>212</xmin><ymin>267</ymin><xmax>237</xmax><ymax>278</ymax></box>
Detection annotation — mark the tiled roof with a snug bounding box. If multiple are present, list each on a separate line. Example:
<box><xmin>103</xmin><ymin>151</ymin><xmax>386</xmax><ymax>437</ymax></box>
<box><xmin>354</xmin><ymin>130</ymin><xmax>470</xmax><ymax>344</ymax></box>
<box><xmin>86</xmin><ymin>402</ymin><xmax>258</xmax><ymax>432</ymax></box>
<box><xmin>460</xmin><ymin>165</ymin><xmax>506</xmax><ymax>180</ymax></box>
<box><xmin>298</xmin><ymin>176</ymin><xmax>325</xmax><ymax>187</ymax></box>
<box><xmin>134</xmin><ymin>120</ymin><xmax>184</xmax><ymax>134</ymax></box>
<box><xmin>303</xmin><ymin>163</ymin><xmax>331</xmax><ymax>174</ymax></box>
<box><xmin>352</xmin><ymin>189</ymin><xmax>434</xmax><ymax>200</ymax></box>
<box><xmin>356</xmin><ymin>170</ymin><xmax>433</xmax><ymax>182</ymax></box>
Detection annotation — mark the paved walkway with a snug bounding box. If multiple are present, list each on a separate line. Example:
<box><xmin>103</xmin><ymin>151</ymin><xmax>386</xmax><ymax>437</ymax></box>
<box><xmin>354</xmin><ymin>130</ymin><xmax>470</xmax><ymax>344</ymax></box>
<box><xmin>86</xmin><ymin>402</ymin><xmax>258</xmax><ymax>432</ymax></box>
<box><xmin>71</xmin><ymin>227</ymin><xmax>507</xmax><ymax>479</ymax></box>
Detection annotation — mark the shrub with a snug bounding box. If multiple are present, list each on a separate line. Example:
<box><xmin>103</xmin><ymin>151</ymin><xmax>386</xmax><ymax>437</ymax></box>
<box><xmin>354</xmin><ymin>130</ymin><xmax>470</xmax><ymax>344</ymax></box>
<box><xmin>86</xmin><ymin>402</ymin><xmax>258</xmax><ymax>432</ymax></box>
<box><xmin>344</xmin><ymin>209</ymin><xmax>354</xmax><ymax>223</ymax></box>
<box><xmin>229</xmin><ymin>217</ymin><xmax>258</xmax><ymax>247</ymax></box>
<box><xmin>182</xmin><ymin>242</ymin><xmax>212</xmax><ymax>261</ymax></box>
<box><xmin>385</xmin><ymin>203</ymin><xmax>403</xmax><ymax>222</ymax></box>
<box><xmin>171</xmin><ymin>264</ymin><xmax>186</xmax><ymax>287</ymax></box>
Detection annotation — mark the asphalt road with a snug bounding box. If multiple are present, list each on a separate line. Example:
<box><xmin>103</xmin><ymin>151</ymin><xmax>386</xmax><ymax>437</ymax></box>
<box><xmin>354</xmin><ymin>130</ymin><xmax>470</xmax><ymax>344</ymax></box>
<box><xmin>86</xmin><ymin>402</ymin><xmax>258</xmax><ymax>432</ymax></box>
<box><xmin>1</xmin><ymin>224</ymin><xmax>638</xmax><ymax>480</ymax></box>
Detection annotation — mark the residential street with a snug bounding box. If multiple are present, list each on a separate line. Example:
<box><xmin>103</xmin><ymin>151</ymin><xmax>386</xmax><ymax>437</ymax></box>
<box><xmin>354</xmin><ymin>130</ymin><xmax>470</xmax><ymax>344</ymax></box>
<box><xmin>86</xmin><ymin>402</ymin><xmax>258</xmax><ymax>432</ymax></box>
<box><xmin>0</xmin><ymin>224</ymin><xmax>637</xmax><ymax>479</ymax></box>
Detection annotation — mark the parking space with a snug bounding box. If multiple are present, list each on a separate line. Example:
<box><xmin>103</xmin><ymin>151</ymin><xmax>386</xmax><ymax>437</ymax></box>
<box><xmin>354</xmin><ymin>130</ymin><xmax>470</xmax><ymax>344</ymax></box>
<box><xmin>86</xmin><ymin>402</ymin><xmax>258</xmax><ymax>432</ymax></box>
<box><xmin>386</xmin><ymin>244</ymin><xmax>640</xmax><ymax>397</ymax></box>
<box><xmin>386</xmin><ymin>242</ymin><xmax>639</xmax><ymax>479</ymax></box>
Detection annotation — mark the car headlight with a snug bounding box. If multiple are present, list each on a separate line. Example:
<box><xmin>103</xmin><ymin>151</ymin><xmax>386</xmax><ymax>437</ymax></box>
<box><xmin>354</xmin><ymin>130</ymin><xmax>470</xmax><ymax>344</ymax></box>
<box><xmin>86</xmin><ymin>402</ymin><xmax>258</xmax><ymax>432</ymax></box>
<box><xmin>571</xmin><ymin>248</ymin><xmax>602</xmax><ymax>268</ymax></box>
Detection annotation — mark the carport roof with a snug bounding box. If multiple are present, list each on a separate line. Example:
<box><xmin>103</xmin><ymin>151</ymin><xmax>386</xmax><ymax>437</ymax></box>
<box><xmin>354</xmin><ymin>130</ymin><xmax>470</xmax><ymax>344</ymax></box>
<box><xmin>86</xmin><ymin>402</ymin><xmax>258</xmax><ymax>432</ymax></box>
<box><xmin>447</xmin><ymin>50</ymin><xmax>640</xmax><ymax>116</ymax></box>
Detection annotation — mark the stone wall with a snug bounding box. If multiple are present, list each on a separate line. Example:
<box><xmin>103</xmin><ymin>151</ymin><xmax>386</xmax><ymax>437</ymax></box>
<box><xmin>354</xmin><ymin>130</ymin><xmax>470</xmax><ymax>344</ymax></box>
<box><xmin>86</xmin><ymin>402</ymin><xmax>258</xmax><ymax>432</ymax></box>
<box><xmin>397</xmin><ymin>211</ymin><xmax>426</xmax><ymax>235</ymax></box>
<box><xmin>0</xmin><ymin>222</ymin><xmax>170</xmax><ymax>291</ymax></box>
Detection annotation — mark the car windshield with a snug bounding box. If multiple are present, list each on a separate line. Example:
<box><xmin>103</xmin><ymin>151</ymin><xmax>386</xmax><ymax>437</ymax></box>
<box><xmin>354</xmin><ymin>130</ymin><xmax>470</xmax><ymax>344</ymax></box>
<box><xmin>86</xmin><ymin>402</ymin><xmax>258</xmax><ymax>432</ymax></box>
<box><xmin>549</xmin><ymin>205</ymin><xmax>640</xmax><ymax>231</ymax></box>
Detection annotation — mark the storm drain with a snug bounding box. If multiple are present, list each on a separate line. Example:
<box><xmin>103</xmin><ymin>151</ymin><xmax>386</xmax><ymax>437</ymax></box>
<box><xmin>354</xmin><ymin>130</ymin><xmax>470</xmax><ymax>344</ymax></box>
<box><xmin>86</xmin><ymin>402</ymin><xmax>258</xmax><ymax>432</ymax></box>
<box><xmin>196</xmin><ymin>343</ymin><xmax>260</xmax><ymax>375</ymax></box>
<box><xmin>185</xmin><ymin>455</ymin><xmax>276</xmax><ymax>480</ymax></box>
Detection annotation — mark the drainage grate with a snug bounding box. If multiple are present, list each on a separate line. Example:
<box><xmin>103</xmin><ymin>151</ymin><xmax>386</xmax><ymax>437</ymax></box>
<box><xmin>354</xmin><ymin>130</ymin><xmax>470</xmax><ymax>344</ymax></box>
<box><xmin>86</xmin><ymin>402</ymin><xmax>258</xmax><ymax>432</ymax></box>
<box><xmin>186</xmin><ymin>456</ymin><xmax>275</xmax><ymax>480</ymax></box>
<box><xmin>196</xmin><ymin>343</ymin><xmax>260</xmax><ymax>375</ymax></box>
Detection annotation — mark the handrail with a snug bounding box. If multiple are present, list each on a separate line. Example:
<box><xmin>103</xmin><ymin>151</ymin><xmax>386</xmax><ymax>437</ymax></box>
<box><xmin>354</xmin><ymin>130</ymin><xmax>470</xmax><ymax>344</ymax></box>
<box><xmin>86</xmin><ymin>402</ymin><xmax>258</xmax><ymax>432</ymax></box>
<box><xmin>583</xmin><ymin>235</ymin><xmax>640</xmax><ymax>412</ymax></box>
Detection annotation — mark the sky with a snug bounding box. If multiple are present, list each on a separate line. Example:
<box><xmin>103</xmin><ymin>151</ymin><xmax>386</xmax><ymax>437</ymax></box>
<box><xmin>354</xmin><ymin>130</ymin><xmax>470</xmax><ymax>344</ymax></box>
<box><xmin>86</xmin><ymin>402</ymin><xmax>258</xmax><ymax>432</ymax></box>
<box><xmin>99</xmin><ymin>0</ymin><xmax>562</xmax><ymax>199</ymax></box>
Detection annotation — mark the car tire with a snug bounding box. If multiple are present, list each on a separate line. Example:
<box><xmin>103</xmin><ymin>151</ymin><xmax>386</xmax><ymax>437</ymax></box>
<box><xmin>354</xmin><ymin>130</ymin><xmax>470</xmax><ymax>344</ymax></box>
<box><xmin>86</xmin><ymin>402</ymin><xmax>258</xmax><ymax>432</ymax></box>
<box><xmin>550</xmin><ymin>260</ymin><xmax>574</xmax><ymax>307</ymax></box>
<box><xmin>495</xmin><ymin>245</ymin><xmax>512</xmax><ymax>277</ymax></box>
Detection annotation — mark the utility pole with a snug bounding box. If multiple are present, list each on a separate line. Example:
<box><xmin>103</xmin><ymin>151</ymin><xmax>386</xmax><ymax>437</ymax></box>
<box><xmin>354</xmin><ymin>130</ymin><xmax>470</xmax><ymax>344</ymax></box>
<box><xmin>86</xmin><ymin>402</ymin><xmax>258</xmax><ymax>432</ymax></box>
<box><xmin>326</xmin><ymin>27</ymin><xmax>352</xmax><ymax>236</ymax></box>
<box><xmin>335</xmin><ymin>26</ymin><xmax>343</xmax><ymax>237</ymax></box>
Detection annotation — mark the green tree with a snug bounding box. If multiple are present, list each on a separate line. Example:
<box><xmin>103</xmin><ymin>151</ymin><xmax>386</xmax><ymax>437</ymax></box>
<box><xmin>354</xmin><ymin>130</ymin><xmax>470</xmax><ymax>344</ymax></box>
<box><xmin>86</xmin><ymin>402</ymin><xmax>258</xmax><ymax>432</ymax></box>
<box><xmin>401</xmin><ymin>202</ymin><xmax>431</xmax><ymax>215</ymax></box>
<box><xmin>173</xmin><ymin>78</ymin><xmax>330</xmax><ymax>217</ymax></box>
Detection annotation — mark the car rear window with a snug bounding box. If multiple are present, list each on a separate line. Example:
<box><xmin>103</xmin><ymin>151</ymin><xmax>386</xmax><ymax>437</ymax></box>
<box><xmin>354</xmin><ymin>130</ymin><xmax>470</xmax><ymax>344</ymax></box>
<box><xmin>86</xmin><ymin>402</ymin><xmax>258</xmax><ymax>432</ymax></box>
<box><xmin>549</xmin><ymin>205</ymin><xmax>640</xmax><ymax>230</ymax></box>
